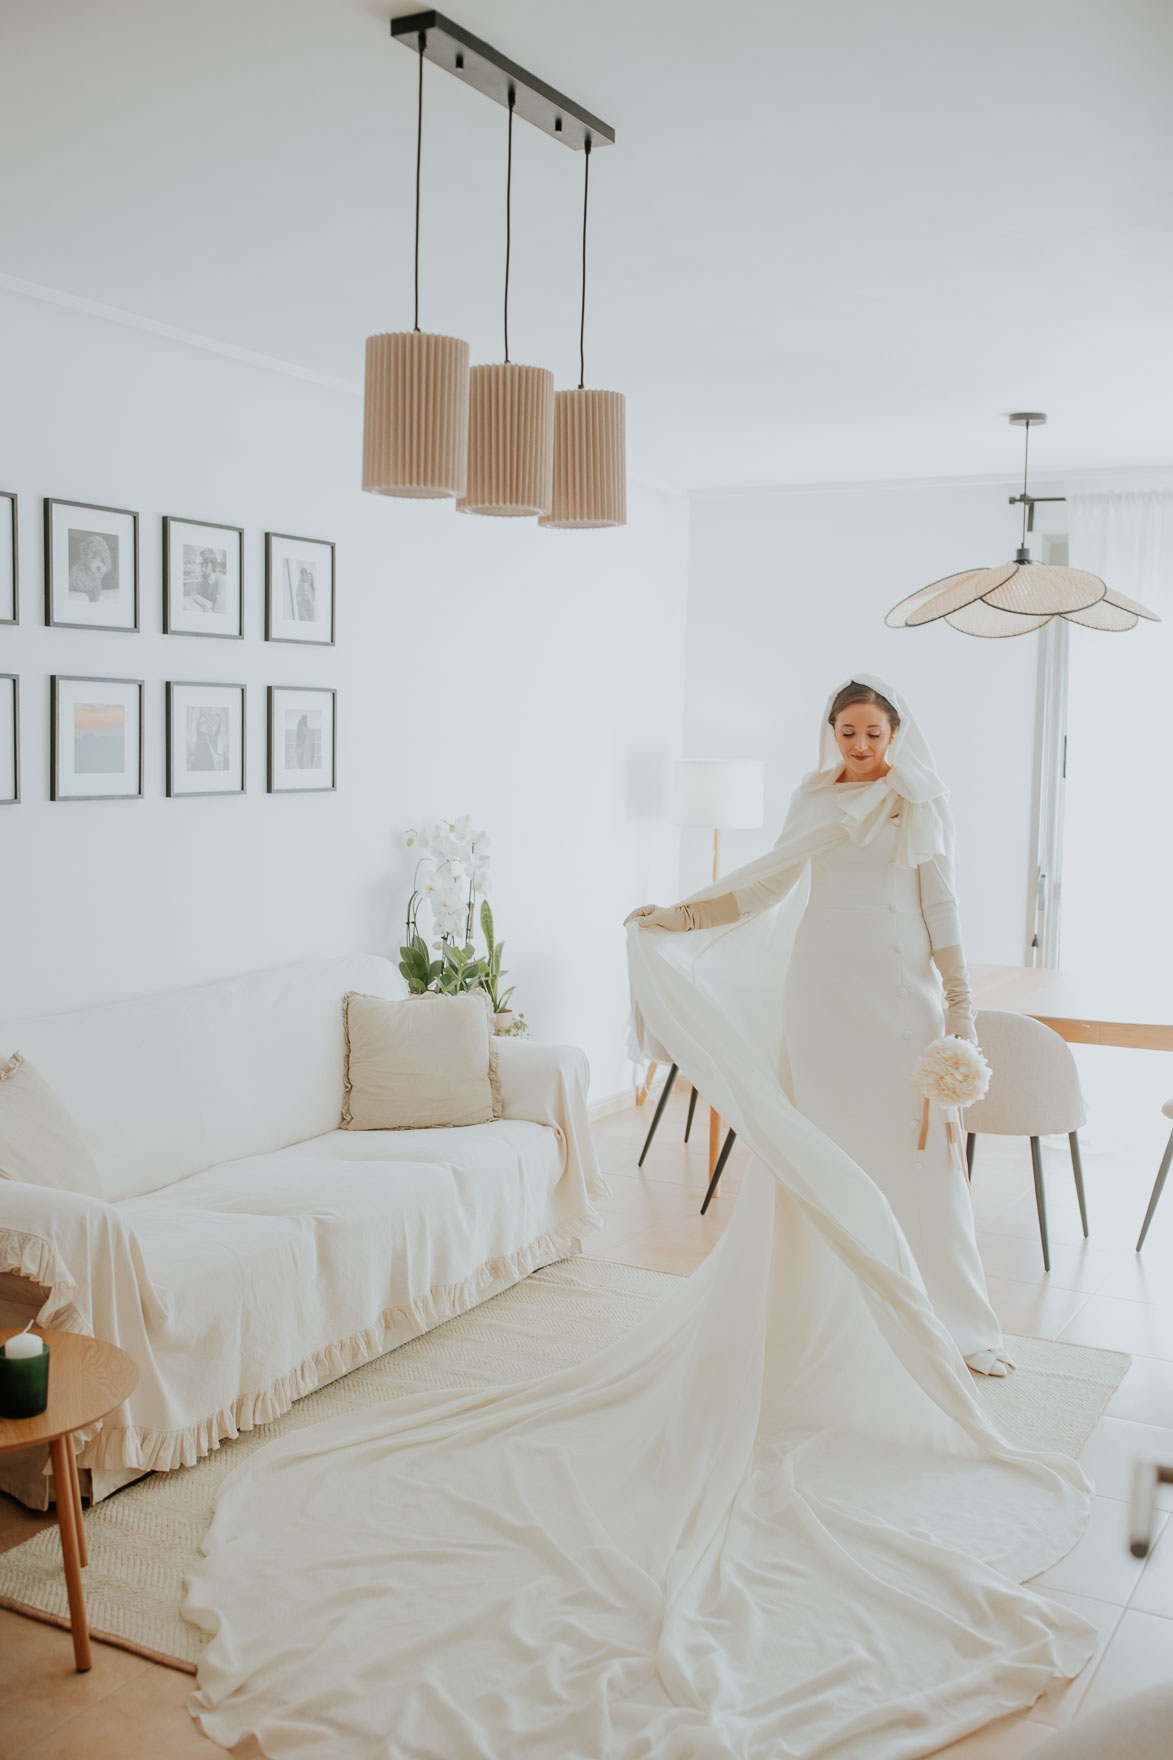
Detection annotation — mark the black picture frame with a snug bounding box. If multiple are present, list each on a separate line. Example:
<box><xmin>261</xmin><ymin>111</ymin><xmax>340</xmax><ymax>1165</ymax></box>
<box><xmin>267</xmin><ymin>685</ymin><xmax>337</xmax><ymax>794</ymax></box>
<box><xmin>0</xmin><ymin>674</ymin><xmax>18</xmax><ymax>804</ymax></box>
<box><xmin>50</xmin><ymin>675</ymin><xmax>145</xmax><ymax>802</ymax></box>
<box><xmin>166</xmin><ymin>680</ymin><xmax>247</xmax><ymax>798</ymax></box>
<box><xmin>264</xmin><ymin>532</ymin><xmax>336</xmax><ymax>646</ymax></box>
<box><xmin>44</xmin><ymin>498</ymin><xmax>140</xmax><ymax>632</ymax></box>
<box><xmin>0</xmin><ymin>493</ymin><xmax>17</xmax><ymax>625</ymax></box>
<box><xmin>163</xmin><ymin>516</ymin><xmax>245</xmax><ymax>639</ymax></box>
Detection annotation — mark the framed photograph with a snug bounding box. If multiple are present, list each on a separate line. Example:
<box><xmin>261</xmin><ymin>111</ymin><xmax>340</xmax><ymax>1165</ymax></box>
<box><xmin>45</xmin><ymin>499</ymin><xmax>139</xmax><ymax>632</ymax></box>
<box><xmin>51</xmin><ymin>676</ymin><xmax>143</xmax><ymax>802</ymax></box>
<box><xmin>265</xmin><ymin>532</ymin><xmax>335</xmax><ymax>645</ymax></box>
<box><xmin>0</xmin><ymin>493</ymin><xmax>16</xmax><ymax>625</ymax></box>
<box><xmin>163</xmin><ymin>517</ymin><xmax>244</xmax><ymax>638</ymax></box>
<box><xmin>0</xmin><ymin>676</ymin><xmax>18</xmax><ymax>804</ymax></box>
<box><xmin>166</xmin><ymin>681</ymin><xmax>246</xmax><ymax>797</ymax></box>
<box><xmin>267</xmin><ymin>685</ymin><xmax>336</xmax><ymax>794</ymax></box>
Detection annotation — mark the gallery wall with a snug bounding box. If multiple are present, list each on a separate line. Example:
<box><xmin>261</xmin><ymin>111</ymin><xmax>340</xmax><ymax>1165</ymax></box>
<box><xmin>680</xmin><ymin>480</ymin><xmax>1054</xmax><ymax>962</ymax></box>
<box><xmin>0</xmin><ymin>285</ymin><xmax>689</xmax><ymax>1102</ymax></box>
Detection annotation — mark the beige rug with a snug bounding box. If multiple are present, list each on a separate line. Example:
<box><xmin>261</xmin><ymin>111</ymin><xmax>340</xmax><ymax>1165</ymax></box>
<box><xmin>0</xmin><ymin>1258</ymin><xmax>1129</xmax><ymax>1672</ymax></box>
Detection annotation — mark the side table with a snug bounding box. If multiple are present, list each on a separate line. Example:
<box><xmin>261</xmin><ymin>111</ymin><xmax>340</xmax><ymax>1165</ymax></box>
<box><xmin>0</xmin><ymin>1328</ymin><xmax>138</xmax><ymax>1671</ymax></box>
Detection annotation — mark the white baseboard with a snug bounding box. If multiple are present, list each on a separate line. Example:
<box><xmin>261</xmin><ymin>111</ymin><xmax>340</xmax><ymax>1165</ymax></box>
<box><xmin>588</xmin><ymin>1076</ymin><xmax>668</xmax><ymax>1122</ymax></box>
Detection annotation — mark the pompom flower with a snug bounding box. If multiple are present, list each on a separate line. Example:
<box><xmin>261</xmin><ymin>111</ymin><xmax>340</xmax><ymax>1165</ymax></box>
<box><xmin>912</xmin><ymin>1034</ymin><xmax>991</xmax><ymax>1159</ymax></box>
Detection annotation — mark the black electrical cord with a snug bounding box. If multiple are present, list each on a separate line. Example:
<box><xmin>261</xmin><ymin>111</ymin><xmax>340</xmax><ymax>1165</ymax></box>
<box><xmin>504</xmin><ymin>87</ymin><xmax>515</xmax><ymax>362</ymax></box>
<box><xmin>578</xmin><ymin>137</ymin><xmax>591</xmax><ymax>389</ymax></box>
<box><xmin>413</xmin><ymin>31</ymin><xmax>425</xmax><ymax>332</ymax></box>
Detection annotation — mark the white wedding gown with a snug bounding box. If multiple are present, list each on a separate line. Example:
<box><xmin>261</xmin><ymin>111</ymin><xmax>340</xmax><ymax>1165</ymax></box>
<box><xmin>780</xmin><ymin>790</ymin><xmax>1003</xmax><ymax>1361</ymax></box>
<box><xmin>183</xmin><ymin>679</ymin><xmax>1097</xmax><ymax>1758</ymax></box>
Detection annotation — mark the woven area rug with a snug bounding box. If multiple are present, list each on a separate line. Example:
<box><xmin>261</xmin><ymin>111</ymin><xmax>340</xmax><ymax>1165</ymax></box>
<box><xmin>0</xmin><ymin>1257</ymin><xmax>1129</xmax><ymax>1672</ymax></box>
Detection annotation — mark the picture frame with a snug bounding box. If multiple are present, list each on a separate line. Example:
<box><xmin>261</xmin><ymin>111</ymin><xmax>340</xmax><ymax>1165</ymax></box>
<box><xmin>166</xmin><ymin>681</ymin><xmax>246</xmax><ymax>798</ymax></box>
<box><xmin>163</xmin><ymin>516</ymin><xmax>244</xmax><ymax>639</ymax></box>
<box><xmin>0</xmin><ymin>493</ymin><xmax>16</xmax><ymax>625</ymax></box>
<box><xmin>0</xmin><ymin>675</ymin><xmax>18</xmax><ymax>804</ymax></box>
<box><xmin>51</xmin><ymin>676</ymin><xmax>144</xmax><ymax>802</ymax></box>
<box><xmin>265</xmin><ymin>532</ymin><xmax>335</xmax><ymax>646</ymax></box>
<box><xmin>45</xmin><ymin>498</ymin><xmax>139</xmax><ymax>632</ymax></box>
<box><xmin>267</xmin><ymin>685</ymin><xmax>336</xmax><ymax>794</ymax></box>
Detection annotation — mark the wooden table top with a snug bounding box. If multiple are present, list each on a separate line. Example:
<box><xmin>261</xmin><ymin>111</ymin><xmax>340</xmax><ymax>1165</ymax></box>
<box><xmin>971</xmin><ymin>963</ymin><xmax>1173</xmax><ymax>1054</ymax></box>
<box><xmin>0</xmin><ymin>1330</ymin><xmax>138</xmax><ymax>1453</ymax></box>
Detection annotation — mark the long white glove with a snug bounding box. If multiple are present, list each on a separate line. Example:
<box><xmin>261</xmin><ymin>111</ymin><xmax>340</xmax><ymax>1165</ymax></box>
<box><xmin>931</xmin><ymin>943</ymin><xmax>977</xmax><ymax>1043</ymax></box>
<box><xmin>624</xmin><ymin>894</ymin><xmax>740</xmax><ymax>932</ymax></box>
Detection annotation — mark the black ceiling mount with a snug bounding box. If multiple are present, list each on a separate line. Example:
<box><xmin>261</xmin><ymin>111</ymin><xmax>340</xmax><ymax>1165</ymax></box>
<box><xmin>390</xmin><ymin>11</ymin><xmax>614</xmax><ymax>151</ymax></box>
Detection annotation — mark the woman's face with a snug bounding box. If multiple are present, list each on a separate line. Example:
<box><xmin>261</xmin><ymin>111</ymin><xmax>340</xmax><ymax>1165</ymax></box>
<box><xmin>832</xmin><ymin>701</ymin><xmax>895</xmax><ymax>781</ymax></box>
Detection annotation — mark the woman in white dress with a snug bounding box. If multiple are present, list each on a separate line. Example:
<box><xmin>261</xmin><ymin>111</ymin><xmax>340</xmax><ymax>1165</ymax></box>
<box><xmin>627</xmin><ymin>677</ymin><xmax>1010</xmax><ymax>1375</ymax></box>
<box><xmin>184</xmin><ymin>674</ymin><xmax>1096</xmax><ymax>1759</ymax></box>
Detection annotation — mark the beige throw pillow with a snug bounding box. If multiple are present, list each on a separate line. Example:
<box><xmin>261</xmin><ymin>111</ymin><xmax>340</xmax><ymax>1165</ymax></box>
<box><xmin>0</xmin><ymin>1052</ymin><xmax>105</xmax><ymax>1196</ymax></box>
<box><xmin>341</xmin><ymin>992</ymin><xmax>502</xmax><ymax>1131</ymax></box>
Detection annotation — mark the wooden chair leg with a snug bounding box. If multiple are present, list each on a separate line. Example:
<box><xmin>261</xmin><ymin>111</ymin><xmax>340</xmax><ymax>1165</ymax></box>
<box><xmin>684</xmin><ymin>1085</ymin><xmax>699</xmax><ymax>1143</ymax></box>
<box><xmin>1030</xmin><ymin>1136</ymin><xmax>1051</xmax><ymax>1273</ymax></box>
<box><xmin>1069</xmin><ymin>1131</ymin><xmax>1089</xmax><ymax>1239</ymax></box>
<box><xmin>701</xmin><ymin>1129</ymin><xmax>737</xmax><ymax>1215</ymax></box>
<box><xmin>49</xmin><ymin>1435</ymin><xmax>91</xmax><ymax>1672</ymax></box>
<box><xmin>965</xmin><ymin>1132</ymin><xmax>976</xmax><ymax>1182</ymax></box>
<box><xmin>1137</xmin><ymin>1126</ymin><xmax>1173</xmax><ymax>1253</ymax></box>
<box><xmin>635</xmin><ymin>1060</ymin><xmax>658</xmax><ymax>1106</ymax></box>
<box><xmin>638</xmin><ymin>1064</ymin><xmax>677</xmax><ymax>1167</ymax></box>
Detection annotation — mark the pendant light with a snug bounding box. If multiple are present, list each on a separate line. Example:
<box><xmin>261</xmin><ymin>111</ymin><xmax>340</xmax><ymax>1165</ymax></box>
<box><xmin>886</xmin><ymin>415</ymin><xmax>1161</xmax><ymax>636</ymax></box>
<box><xmin>540</xmin><ymin>139</ymin><xmax>627</xmax><ymax>530</ymax></box>
<box><xmin>362</xmin><ymin>31</ymin><xmax>470</xmax><ymax>500</ymax></box>
<box><xmin>459</xmin><ymin>88</ymin><xmax>554</xmax><ymax>518</ymax></box>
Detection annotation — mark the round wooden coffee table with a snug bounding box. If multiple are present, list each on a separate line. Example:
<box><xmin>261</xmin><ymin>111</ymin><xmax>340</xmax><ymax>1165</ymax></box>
<box><xmin>0</xmin><ymin>1329</ymin><xmax>138</xmax><ymax>1671</ymax></box>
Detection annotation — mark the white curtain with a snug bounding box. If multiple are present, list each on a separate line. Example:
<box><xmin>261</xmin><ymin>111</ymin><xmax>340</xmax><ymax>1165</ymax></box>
<box><xmin>1062</xmin><ymin>492</ymin><xmax>1173</xmax><ymax>1159</ymax></box>
<box><xmin>1063</xmin><ymin>492</ymin><xmax>1173</xmax><ymax>981</ymax></box>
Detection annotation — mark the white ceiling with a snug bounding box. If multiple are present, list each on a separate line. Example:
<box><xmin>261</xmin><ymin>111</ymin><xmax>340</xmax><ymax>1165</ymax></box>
<box><xmin>3</xmin><ymin>0</ymin><xmax>1172</xmax><ymax>490</ymax></box>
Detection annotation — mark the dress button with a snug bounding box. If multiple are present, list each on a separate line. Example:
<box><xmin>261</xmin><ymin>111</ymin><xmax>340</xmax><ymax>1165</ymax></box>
<box><xmin>893</xmin><ymin>943</ymin><xmax>903</xmax><ymax>954</ymax></box>
<box><xmin>898</xmin><ymin>986</ymin><xmax>907</xmax><ymax>997</ymax></box>
<box><xmin>902</xmin><ymin>1030</ymin><xmax>912</xmax><ymax>1040</ymax></box>
<box><xmin>888</xmin><ymin>904</ymin><xmax>897</xmax><ymax>914</ymax></box>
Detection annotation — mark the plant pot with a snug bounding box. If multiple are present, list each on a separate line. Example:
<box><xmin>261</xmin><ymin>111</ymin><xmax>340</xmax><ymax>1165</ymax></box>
<box><xmin>492</xmin><ymin>1011</ymin><xmax>514</xmax><ymax>1036</ymax></box>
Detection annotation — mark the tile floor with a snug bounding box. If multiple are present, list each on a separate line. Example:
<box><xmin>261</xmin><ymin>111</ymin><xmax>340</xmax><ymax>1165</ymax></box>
<box><xmin>2</xmin><ymin>1075</ymin><xmax>1172</xmax><ymax>1757</ymax></box>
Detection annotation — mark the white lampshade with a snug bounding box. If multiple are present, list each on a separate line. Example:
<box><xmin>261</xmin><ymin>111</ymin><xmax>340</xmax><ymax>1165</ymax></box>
<box><xmin>362</xmin><ymin>332</ymin><xmax>470</xmax><ymax>499</ymax></box>
<box><xmin>671</xmin><ymin>760</ymin><xmax>764</xmax><ymax>829</ymax></box>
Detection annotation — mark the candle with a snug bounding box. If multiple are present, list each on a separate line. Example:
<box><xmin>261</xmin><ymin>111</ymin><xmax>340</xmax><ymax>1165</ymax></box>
<box><xmin>3</xmin><ymin>1329</ymin><xmax>44</xmax><ymax>1359</ymax></box>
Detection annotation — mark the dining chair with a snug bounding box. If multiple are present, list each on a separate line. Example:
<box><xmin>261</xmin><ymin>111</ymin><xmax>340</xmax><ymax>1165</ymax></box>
<box><xmin>637</xmin><ymin>1069</ymin><xmax>706</xmax><ymax>1167</ymax></box>
<box><xmin>1135</xmin><ymin>1099</ymin><xmax>1173</xmax><ymax>1252</ymax></box>
<box><xmin>962</xmin><ymin>1009</ymin><xmax>1088</xmax><ymax>1273</ymax></box>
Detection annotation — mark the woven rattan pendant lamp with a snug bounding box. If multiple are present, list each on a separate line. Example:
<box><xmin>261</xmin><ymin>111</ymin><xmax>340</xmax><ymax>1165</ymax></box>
<box><xmin>362</xmin><ymin>30</ymin><xmax>470</xmax><ymax>500</ymax></box>
<box><xmin>540</xmin><ymin>139</ymin><xmax>626</xmax><ymax>530</ymax></box>
<box><xmin>458</xmin><ymin>88</ymin><xmax>554</xmax><ymax>518</ymax></box>
<box><xmin>886</xmin><ymin>414</ymin><xmax>1161</xmax><ymax>636</ymax></box>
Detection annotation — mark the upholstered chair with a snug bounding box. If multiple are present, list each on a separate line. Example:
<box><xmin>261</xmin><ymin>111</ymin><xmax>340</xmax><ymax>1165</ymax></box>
<box><xmin>962</xmin><ymin>1009</ymin><xmax>1088</xmax><ymax>1273</ymax></box>
<box><xmin>1135</xmin><ymin>1098</ymin><xmax>1173</xmax><ymax>1252</ymax></box>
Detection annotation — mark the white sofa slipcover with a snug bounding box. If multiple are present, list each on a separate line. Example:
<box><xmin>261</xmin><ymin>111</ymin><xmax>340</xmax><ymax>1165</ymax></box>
<box><xmin>0</xmin><ymin>954</ymin><xmax>607</xmax><ymax>1506</ymax></box>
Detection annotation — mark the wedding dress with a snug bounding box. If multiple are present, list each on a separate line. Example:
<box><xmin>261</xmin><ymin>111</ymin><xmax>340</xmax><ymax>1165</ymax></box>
<box><xmin>183</xmin><ymin>678</ymin><xmax>1097</xmax><ymax>1759</ymax></box>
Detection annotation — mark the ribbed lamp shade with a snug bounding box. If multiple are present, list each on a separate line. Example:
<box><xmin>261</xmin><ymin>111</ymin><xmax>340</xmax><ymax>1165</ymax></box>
<box><xmin>538</xmin><ymin>389</ymin><xmax>627</xmax><ymax>529</ymax></box>
<box><xmin>458</xmin><ymin>363</ymin><xmax>554</xmax><ymax>518</ymax></box>
<box><xmin>362</xmin><ymin>332</ymin><xmax>470</xmax><ymax>500</ymax></box>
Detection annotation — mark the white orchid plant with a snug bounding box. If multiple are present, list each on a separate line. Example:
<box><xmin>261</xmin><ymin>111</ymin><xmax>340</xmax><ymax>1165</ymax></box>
<box><xmin>399</xmin><ymin>819</ymin><xmax>527</xmax><ymax>1032</ymax></box>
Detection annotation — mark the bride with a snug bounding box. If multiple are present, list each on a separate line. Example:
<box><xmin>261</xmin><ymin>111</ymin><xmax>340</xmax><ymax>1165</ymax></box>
<box><xmin>184</xmin><ymin>675</ymin><xmax>1098</xmax><ymax>1759</ymax></box>
<box><xmin>626</xmin><ymin>676</ymin><xmax>1011</xmax><ymax>1376</ymax></box>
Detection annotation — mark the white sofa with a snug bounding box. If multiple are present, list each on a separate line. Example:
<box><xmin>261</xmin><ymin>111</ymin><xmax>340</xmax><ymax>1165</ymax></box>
<box><xmin>0</xmin><ymin>954</ymin><xmax>607</xmax><ymax>1508</ymax></box>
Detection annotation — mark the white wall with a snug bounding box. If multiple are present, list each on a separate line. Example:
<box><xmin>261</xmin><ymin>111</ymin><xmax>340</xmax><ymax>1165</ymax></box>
<box><xmin>0</xmin><ymin>287</ymin><xmax>689</xmax><ymax>1100</ymax></box>
<box><xmin>681</xmin><ymin>482</ymin><xmax>1049</xmax><ymax>961</ymax></box>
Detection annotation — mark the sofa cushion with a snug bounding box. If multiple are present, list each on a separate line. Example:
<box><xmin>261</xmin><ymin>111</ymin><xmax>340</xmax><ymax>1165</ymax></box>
<box><xmin>0</xmin><ymin>955</ymin><xmax>406</xmax><ymax>1203</ymax></box>
<box><xmin>342</xmin><ymin>992</ymin><xmax>502</xmax><ymax>1131</ymax></box>
<box><xmin>0</xmin><ymin>1053</ymin><xmax>104</xmax><ymax>1197</ymax></box>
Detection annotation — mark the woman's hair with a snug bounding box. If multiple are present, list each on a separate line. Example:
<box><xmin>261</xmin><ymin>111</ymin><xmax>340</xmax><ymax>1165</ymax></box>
<box><xmin>827</xmin><ymin>681</ymin><xmax>900</xmax><ymax>731</ymax></box>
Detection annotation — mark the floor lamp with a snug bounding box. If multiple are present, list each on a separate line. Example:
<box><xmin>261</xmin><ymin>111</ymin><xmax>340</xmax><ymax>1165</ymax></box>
<box><xmin>670</xmin><ymin>759</ymin><xmax>765</xmax><ymax>1180</ymax></box>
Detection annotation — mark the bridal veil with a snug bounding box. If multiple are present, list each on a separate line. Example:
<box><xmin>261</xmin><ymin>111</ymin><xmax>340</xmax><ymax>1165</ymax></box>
<box><xmin>184</xmin><ymin>676</ymin><xmax>1097</xmax><ymax>1759</ymax></box>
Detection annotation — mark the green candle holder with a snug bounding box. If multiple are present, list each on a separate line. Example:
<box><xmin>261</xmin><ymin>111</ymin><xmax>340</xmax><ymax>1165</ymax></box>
<box><xmin>0</xmin><ymin>1346</ymin><xmax>51</xmax><ymax>1419</ymax></box>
